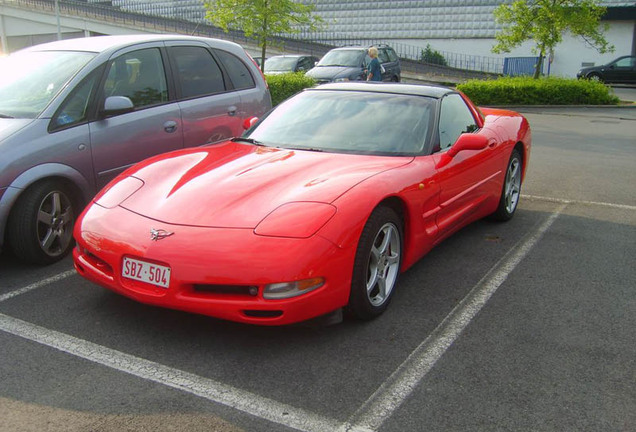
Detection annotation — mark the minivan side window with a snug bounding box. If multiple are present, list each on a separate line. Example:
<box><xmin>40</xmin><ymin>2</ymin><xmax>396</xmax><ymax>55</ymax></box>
<box><xmin>215</xmin><ymin>50</ymin><xmax>255</xmax><ymax>90</ymax></box>
<box><xmin>378</xmin><ymin>49</ymin><xmax>390</xmax><ymax>64</ymax></box>
<box><xmin>387</xmin><ymin>48</ymin><xmax>398</xmax><ymax>63</ymax></box>
<box><xmin>51</xmin><ymin>70</ymin><xmax>99</xmax><ymax>131</ymax></box>
<box><xmin>104</xmin><ymin>48</ymin><xmax>168</xmax><ymax>109</ymax></box>
<box><xmin>438</xmin><ymin>94</ymin><xmax>478</xmax><ymax>152</ymax></box>
<box><xmin>171</xmin><ymin>46</ymin><xmax>226</xmax><ymax>99</ymax></box>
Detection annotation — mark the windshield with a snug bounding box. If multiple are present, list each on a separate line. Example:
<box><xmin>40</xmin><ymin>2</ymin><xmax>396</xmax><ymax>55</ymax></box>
<box><xmin>264</xmin><ymin>57</ymin><xmax>298</xmax><ymax>72</ymax></box>
<box><xmin>248</xmin><ymin>90</ymin><xmax>434</xmax><ymax>155</ymax></box>
<box><xmin>317</xmin><ymin>50</ymin><xmax>365</xmax><ymax>67</ymax></box>
<box><xmin>0</xmin><ymin>50</ymin><xmax>96</xmax><ymax>118</ymax></box>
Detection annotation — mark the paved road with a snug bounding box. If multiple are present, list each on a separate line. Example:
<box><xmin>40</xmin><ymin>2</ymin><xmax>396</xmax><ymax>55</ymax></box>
<box><xmin>1</xmin><ymin>107</ymin><xmax>634</xmax><ymax>431</ymax></box>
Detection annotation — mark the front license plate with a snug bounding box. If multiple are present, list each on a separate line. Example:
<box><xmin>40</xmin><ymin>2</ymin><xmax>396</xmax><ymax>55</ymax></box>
<box><xmin>122</xmin><ymin>257</ymin><xmax>171</xmax><ymax>288</ymax></box>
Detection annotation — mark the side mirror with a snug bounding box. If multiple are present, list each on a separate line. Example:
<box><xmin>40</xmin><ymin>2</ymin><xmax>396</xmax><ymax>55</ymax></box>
<box><xmin>243</xmin><ymin>116</ymin><xmax>259</xmax><ymax>130</ymax></box>
<box><xmin>103</xmin><ymin>96</ymin><xmax>134</xmax><ymax>117</ymax></box>
<box><xmin>447</xmin><ymin>133</ymin><xmax>489</xmax><ymax>157</ymax></box>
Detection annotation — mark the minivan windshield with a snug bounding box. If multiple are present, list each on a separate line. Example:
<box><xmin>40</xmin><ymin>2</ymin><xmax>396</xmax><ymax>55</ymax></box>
<box><xmin>0</xmin><ymin>50</ymin><xmax>96</xmax><ymax>119</ymax></box>
<box><xmin>317</xmin><ymin>50</ymin><xmax>365</xmax><ymax>68</ymax></box>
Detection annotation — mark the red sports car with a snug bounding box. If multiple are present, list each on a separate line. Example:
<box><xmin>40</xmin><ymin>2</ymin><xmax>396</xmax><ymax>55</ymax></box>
<box><xmin>73</xmin><ymin>83</ymin><xmax>531</xmax><ymax>325</ymax></box>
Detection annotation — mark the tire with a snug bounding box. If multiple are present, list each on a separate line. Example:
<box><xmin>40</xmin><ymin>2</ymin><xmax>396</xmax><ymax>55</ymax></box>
<box><xmin>348</xmin><ymin>206</ymin><xmax>403</xmax><ymax>320</ymax></box>
<box><xmin>8</xmin><ymin>180</ymin><xmax>77</xmax><ymax>265</ymax></box>
<box><xmin>392</xmin><ymin>75</ymin><xmax>400</xmax><ymax>82</ymax></box>
<box><xmin>492</xmin><ymin>149</ymin><xmax>522</xmax><ymax>221</ymax></box>
<box><xmin>587</xmin><ymin>73</ymin><xmax>603</xmax><ymax>82</ymax></box>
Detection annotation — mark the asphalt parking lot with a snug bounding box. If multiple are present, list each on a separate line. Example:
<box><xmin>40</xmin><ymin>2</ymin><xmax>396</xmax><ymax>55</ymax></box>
<box><xmin>1</xmin><ymin>106</ymin><xmax>635</xmax><ymax>431</ymax></box>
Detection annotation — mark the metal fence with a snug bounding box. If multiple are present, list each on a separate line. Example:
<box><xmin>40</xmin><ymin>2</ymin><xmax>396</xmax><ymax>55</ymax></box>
<box><xmin>503</xmin><ymin>56</ymin><xmax>545</xmax><ymax>76</ymax></box>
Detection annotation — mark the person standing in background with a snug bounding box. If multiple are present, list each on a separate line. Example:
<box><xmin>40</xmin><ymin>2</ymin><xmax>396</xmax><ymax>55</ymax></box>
<box><xmin>366</xmin><ymin>47</ymin><xmax>382</xmax><ymax>81</ymax></box>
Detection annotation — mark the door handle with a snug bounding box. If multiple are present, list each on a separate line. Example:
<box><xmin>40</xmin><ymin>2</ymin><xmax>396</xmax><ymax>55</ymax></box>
<box><xmin>164</xmin><ymin>120</ymin><xmax>178</xmax><ymax>133</ymax></box>
<box><xmin>228</xmin><ymin>106</ymin><xmax>237</xmax><ymax>116</ymax></box>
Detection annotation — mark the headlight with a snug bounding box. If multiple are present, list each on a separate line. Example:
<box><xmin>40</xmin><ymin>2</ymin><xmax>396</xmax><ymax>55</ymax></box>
<box><xmin>95</xmin><ymin>176</ymin><xmax>144</xmax><ymax>209</ymax></box>
<box><xmin>264</xmin><ymin>277</ymin><xmax>325</xmax><ymax>299</ymax></box>
<box><xmin>254</xmin><ymin>202</ymin><xmax>336</xmax><ymax>238</ymax></box>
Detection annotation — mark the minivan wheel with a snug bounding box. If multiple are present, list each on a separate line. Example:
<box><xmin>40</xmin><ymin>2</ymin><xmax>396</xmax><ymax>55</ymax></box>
<box><xmin>8</xmin><ymin>180</ymin><xmax>77</xmax><ymax>265</ymax></box>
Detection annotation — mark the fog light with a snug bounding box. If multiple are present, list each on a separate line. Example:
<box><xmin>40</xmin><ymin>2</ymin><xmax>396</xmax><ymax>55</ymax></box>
<box><xmin>263</xmin><ymin>277</ymin><xmax>325</xmax><ymax>300</ymax></box>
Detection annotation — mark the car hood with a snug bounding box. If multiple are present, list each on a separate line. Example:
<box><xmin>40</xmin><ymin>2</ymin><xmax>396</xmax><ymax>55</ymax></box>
<box><xmin>0</xmin><ymin>118</ymin><xmax>33</xmax><ymax>142</ymax></box>
<box><xmin>120</xmin><ymin>141</ymin><xmax>412</xmax><ymax>228</ymax></box>
<box><xmin>306</xmin><ymin>66</ymin><xmax>361</xmax><ymax>81</ymax></box>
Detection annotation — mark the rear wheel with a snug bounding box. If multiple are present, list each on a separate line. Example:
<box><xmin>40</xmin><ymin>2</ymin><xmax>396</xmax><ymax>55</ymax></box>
<box><xmin>348</xmin><ymin>206</ymin><xmax>402</xmax><ymax>320</ymax></box>
<box><xmin>492</xmin><ymin>149</ymin><xmax>522</xmax><ymax>221</ymax></box>
<box><xmin>8</xmin><ymin>180</ymin><xmax>77</xmax><ymax>264</ymax></box>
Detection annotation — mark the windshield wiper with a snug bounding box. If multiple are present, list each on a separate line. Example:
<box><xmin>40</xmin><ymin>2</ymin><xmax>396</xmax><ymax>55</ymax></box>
<box><xmin>284</xmin><ymin>146</ymin><xmax>324</xmax><ymax>152</ymax></box>
<box><xmin>231</xmin><ymin>137</ymin><xmax>265</xmax><ymax>146</ymax></box>
<box><xmin>0</xmin><ymin>113</ymin><xmax>14</xmax><ymax>119</ymax></box>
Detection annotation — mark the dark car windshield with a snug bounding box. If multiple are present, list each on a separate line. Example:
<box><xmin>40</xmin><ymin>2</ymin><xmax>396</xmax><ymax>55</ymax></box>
<box><xmin>317</xmin><ymin>50</ymin><xmax>365</xmax><ymax>67</ymax></box>
<box><xmin>264</xmin><ymin>56</ymin><xmax>298</xmax><ymax>72</ymax></box>
<box><xmin>0</xmin><ymin>50</ymin><xmax>96</xmax><ymax>118</ymax></box>
<box><xmin>248</xmin><ymin>90</ymin><xmax>434</xmax><ymax>155</ymax></box>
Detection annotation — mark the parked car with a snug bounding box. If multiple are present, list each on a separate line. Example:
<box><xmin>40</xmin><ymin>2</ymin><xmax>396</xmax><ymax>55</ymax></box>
<box><xmin>577</xmin><ymin>55</ymin><xmax>636</xmax><ymax>83</ymax></box>
<box><xmin>74</xmin><ymin>82</ymin><xmax>531</xmax><ymax>326</ymax></box>
<box><xmin>0</xmin><ymin>34</ymin><xmax>271</xmax><ymax>264</ymax></box>
<box><xmin>263</xmin><ymin>55</ymin><xmax>319</xmax><ymax>74</ymax></box>
<box><xmin>306</xmin><ymin>44</ymin><xmax>401</xmax><ymax>83</ymax></box>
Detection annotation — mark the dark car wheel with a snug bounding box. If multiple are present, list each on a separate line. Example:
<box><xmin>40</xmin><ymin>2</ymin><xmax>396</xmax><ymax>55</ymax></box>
<box><xmin>492</xmin><ymin>149</ymin><xmax>523</xmax><ymax>221</ymax></box>
<box><xmin>8</xmin><ymin>180</ymin><xmax>77</xmax><ymax>265</ymax></box>
<box><xmin>587</xmin><ymin>72</ymin><xmax>603</xmax><ymax>82</ymax></box>
<box><xmin>348</xmin><ymin>206</ymin><xmax>403</xmax><ymax>320</ymax></box>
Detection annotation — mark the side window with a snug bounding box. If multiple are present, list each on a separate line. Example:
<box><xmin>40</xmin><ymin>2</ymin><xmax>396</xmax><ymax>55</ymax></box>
<box><xmin>215</xmin><ymin>49</ymin><xmax>255</xmax><ymax>90</ymax></box>
<box><xmin>378</xmin><ymin>48</ymin><xmax>390</xmax><ymax>64</ymax></box>
<box><xmin>171</xmin><ymin>46</ymin><xmax>226</xmax><ymax>99</ymax></box>
<box><xmin>438</xmin><ymin>94</ymin><xmax>478</xmax><ymax>152</ymax></box>
<box><xmin>387</xmin><ymin>48</ymin><xmax>398</xmax><ymax>63</ymax></box>
<box><xmin>104</xmin><ymin>48</ymin><xmax>168</xmax><ymax>109</ymax></box>
<box><xmin>614</xmin><ymin>57</ymin><xmax>634</xmax><ymax>68</ymax></box>
<box><xmin>51</xmin><ymin>71</ymin><xmax>98</xmax><ymax>131</ymax></box>
<box><xmin>297</xmin><ymin>58</ymin><xmax>310</xmax><ymax>71</ymax></box>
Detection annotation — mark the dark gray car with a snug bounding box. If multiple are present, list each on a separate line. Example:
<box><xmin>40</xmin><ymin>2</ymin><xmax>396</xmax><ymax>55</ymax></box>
<box><xmin>0</xmin><ymin>34</ymin><xmax>271</xmax><ymax>264</ymax></box>
<box><xmin>306</xmin><ymin>45</ymin><xmax>401</xmax><ymax>84</ymax></box>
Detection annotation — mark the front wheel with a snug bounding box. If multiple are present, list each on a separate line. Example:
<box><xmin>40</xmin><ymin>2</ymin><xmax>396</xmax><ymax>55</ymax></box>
<box><xmin>348</xmin><ymin>206</ymin><xmax>403</xmax><ymax>320</ymax></box>
<box><xmin>492</xmin><ymin>149</ymin><xmax>522</xmax><ymax>221</ymax></box>
<box><xmin>8</xmin><ymin>180</ymin><xmax>77</xmax><ymax>264</ymax></box>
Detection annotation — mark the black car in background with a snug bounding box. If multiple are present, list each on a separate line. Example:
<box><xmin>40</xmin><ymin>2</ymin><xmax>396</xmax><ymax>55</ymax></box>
<box><xmin>577</xmin><ymin>55</ymin><xmax>636</xmax><ymax>83</ymax></box>
<box><xmin>306</xmin><ymin>44</ymin><xmax>401</xmax><ymax>84</ymax></box>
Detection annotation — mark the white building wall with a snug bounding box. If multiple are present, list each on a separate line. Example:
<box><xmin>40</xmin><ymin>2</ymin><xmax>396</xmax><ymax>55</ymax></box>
<box><xmin>388</xmin><ymin>20</ymin><xmax>634</xmax><ymax>77</ymax></box>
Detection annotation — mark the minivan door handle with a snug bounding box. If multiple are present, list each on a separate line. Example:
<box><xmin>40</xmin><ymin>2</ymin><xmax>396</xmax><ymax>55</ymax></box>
<box><xmin>228</xmin><ymin>106</ymin><xmax>237</xmax><ymax>116</ymax></box>
<box><xmin>163</xmin><ymin>120</ymin><xmax>178</xmax><ymax>133</ymax></box>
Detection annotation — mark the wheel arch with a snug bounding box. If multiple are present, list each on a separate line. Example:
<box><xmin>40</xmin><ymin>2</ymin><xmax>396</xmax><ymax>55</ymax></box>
<box><xmin>0</xmin><ymin>164</ymin><xmax>93</xmax><ymax>250</ymax></box>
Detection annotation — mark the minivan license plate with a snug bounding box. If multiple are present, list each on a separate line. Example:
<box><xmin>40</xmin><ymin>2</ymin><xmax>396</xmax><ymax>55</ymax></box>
<box><xmin>122</xmin><ymin>257</ymin><xmax>171</xmax><ymax>288</ymax></box>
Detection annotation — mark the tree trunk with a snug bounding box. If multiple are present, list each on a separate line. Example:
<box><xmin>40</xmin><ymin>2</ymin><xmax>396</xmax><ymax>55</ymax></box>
<box><xmin>533</xmin><ymin>47</ymin><xmax>544</xmax><ymax>79</ymax></box>
<box><xmin>260</xmin><ymin>39</ymin><xmax>267</xmax><ymax>72</ymax></box>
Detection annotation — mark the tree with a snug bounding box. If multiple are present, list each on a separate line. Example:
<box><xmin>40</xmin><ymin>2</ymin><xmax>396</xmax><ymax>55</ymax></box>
<box><xmin>204</xmin><ymin>0</ymin><xmax>323</xmax><ymax>71</ymax></box>
<box><xmin>492</xmin><ymin>0</ymin><xmax>614</xmax><ymax>79</ymax></box>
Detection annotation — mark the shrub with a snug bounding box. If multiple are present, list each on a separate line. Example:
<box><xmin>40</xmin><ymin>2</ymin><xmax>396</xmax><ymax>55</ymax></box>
<box><xmin>457</xmin><ymin>76</ymin><xmax>619</xmax><ymax>105</ymax></box>
<box><xmin>266</xmin><ymin>72</ymin><xmax>316</xmax><ymax>106</ymax></box>
<box><xmin>420</xmin><ymin>44</ymin><xmax>447</xmax><ymax>66</ymax></box>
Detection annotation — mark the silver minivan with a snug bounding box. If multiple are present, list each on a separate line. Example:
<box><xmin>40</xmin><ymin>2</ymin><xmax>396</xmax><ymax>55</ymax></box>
<box><xmin>0</xmin><ymin>34</ymin><xmax>271</xmax><ymax>264</ymax></box>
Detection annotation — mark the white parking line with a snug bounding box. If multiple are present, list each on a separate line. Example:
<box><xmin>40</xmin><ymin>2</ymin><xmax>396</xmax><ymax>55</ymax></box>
<box><xmin>344</xmin><ymin>203</ymin><xmax>567</xmax><ymax>431</ymax></box>
<box><xmin>523</xmin><ymin>194</ymin><xmax>636</xmax><ymax>210</ymax></box>
<box><xmin>0</xmin><ymin>313</ymin><xmax>342</xmax><ymax>432</ymax></box>
<box><xmin>0</xmin><ymin>269</ymin><xmax>76</xmax><ymax>303</ymax></box>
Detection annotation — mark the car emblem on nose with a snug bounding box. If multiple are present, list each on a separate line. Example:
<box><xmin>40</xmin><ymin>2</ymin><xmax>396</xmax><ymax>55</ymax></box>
<box><xmin>150</xmin><ymin>228</ymin><xmax>174</xmax><ymax>241</ymax></box>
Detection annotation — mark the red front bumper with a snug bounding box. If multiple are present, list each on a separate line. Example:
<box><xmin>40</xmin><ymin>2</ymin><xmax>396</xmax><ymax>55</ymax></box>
<box><xmin>73</xmin><ymin>205</ymin><xmax>355</xmax><ymax>325</ymax></box>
